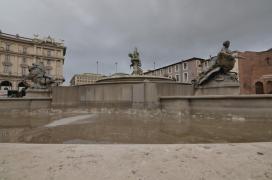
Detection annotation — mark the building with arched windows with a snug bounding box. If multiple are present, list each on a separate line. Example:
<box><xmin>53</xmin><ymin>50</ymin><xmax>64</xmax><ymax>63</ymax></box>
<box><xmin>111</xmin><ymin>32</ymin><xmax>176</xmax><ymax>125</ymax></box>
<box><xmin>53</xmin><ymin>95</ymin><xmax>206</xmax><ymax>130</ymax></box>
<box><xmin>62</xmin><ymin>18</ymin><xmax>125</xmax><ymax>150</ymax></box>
<box><xmin>0</xmin><ymin>31</ymin><xmax>66</xmax><ymax>90</ymax></box>
<box><xmin>238</xmin><ymin>49</ymin><xmax>272</xmax><ymax>94</ymax></box>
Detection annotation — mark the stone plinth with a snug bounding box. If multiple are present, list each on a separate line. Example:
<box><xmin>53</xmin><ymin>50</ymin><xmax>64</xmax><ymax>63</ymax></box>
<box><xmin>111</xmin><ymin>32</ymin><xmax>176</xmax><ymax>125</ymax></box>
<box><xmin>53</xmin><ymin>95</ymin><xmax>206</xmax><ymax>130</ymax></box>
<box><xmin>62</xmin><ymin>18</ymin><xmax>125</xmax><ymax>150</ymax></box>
<box><xmin>195</xmin><ymin>73</ymin><xmax>240</xmax><ymax>95</ymax></box>
<box><xmin>25</xmin><ymin>89</ymin><xmax>51</xmax><ymax>98</ymax></box>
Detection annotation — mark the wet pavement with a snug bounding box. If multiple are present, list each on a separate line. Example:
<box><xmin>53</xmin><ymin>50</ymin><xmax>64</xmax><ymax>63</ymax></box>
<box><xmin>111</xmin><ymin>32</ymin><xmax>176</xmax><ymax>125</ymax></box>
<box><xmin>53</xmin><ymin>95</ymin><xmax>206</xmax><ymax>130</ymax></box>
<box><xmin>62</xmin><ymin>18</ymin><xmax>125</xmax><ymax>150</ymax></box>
<box><xmin>0</xmin><ymin>112</ymin><xmax>272</xmax><ymax>144</ymax></box>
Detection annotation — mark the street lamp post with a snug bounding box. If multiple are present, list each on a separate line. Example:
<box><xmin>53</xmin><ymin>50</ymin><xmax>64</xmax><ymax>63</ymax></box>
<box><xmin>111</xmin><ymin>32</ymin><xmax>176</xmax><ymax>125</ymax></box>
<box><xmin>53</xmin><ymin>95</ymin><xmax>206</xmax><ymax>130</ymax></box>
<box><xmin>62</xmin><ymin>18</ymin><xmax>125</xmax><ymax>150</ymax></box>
<box><xmin>115</xmin><ymin>62</ymin><xmax>118</xmax><ymax>73</ymax></box>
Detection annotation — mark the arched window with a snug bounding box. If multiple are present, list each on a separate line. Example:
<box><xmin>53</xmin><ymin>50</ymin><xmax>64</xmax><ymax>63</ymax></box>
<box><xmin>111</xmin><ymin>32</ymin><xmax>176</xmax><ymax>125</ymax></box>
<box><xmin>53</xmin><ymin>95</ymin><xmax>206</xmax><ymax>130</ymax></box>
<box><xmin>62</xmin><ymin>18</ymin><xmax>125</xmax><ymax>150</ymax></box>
<box><xmin>267</xmin><ymin>81</ymin><xmax>272</xmax><ymax>94</ymax></box>
<box><xmin>266</xmin><ymin>57</ymin><xmax>271</xmax><ymax>65</ymax></box>
<box><xmin>255</xmin><ymin>81</ymin><xmax>264</xmax><ymax>94</ymax></box>
<box><xmin>18</xmin><ymin>82</ymin><xmax>27</xmax><ymax>91</ymax></box>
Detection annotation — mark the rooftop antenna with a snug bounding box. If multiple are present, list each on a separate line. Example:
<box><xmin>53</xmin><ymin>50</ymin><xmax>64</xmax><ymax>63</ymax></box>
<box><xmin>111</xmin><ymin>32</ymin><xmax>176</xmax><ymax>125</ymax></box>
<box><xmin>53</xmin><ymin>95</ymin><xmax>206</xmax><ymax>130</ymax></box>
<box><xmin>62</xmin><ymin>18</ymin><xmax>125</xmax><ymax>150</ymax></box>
<box><xmin>115</xmin><ymin>62</ymin><xmax>118</xmax><ymax>73</ymax></box>
<box><xmin>96</xmin><ymin>61</ymin><xmax>99</xmax><ymax>74</ymax></box>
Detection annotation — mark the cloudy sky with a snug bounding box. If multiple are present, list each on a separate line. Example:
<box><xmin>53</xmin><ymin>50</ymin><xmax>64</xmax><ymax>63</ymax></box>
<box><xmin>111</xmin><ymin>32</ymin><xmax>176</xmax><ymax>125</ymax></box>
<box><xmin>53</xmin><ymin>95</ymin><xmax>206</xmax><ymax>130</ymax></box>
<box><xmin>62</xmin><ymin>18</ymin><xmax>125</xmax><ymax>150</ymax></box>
<box><xmin>1</xmin><ymin>0</ymin><xmax>272</xmax><ymax>83</ymax></box>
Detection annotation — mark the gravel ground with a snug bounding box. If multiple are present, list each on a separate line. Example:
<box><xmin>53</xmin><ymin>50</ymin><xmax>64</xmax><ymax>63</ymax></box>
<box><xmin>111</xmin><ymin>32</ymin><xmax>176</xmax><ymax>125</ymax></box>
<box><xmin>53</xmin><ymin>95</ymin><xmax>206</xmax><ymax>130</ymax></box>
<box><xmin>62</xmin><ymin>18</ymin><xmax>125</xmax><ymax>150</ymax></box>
<box><xmin>0</xmin><ymin>143</ymin><xmax>272</xmax><ymax>180</ymax></box>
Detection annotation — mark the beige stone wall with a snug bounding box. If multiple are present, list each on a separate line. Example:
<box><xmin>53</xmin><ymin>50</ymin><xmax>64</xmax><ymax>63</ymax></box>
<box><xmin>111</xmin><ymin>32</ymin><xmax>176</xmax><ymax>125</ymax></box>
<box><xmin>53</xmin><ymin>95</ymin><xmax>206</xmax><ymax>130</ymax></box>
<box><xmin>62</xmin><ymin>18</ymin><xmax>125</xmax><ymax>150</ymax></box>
<box><xmin>160</xmin><ymin>95</ymin><xmax>272</xmax><ymax>120</ymax></box>
<box><xmin>0</xmin><ymin>97</ymin><xmax>51</xmax><ymax>113</ymax></box>
<box><xmin>52</xmin><ymin>82</ymin><xmax>194</xmax><ymax>108</ymax></box>
<box><xmin>0</xmin><ymin>32</ymin><xmax>66</xmax><ymax>90</ymax></box>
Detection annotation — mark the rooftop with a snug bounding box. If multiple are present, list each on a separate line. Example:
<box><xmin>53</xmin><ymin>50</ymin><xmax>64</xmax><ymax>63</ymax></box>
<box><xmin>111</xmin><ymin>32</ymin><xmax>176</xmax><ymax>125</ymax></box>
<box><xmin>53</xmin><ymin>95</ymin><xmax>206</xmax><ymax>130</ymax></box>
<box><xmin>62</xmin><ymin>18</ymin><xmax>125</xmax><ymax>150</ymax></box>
<box><xmin>0</xmin><ymin>31</ymin><xmax>65</xmax><ymax>47</ymax></box>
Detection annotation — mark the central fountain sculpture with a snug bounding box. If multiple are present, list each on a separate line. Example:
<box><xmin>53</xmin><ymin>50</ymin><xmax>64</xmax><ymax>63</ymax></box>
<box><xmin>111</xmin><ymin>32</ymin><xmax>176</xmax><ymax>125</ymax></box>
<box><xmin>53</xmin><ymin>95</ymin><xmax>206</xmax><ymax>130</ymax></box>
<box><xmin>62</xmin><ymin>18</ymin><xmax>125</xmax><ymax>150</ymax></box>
<box><xmin>97</xmin><ymin>48</ymin><xmax>174</xmax><ymax>83</ymax></box>
<box><xmin>129</xmin><ymin>48</ymin><xmax>143</xmax><ymax>75</ymax></box>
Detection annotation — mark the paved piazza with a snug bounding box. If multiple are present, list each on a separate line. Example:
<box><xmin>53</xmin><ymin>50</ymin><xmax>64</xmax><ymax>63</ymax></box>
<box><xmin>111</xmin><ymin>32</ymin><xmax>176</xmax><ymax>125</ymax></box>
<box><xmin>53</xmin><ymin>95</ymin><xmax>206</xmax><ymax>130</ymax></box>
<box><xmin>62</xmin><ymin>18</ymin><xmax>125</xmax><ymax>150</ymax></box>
<box><xmin>0</xmin><ymin>143</ymin><xmax>272</xmax><ymax>180</ymax></box>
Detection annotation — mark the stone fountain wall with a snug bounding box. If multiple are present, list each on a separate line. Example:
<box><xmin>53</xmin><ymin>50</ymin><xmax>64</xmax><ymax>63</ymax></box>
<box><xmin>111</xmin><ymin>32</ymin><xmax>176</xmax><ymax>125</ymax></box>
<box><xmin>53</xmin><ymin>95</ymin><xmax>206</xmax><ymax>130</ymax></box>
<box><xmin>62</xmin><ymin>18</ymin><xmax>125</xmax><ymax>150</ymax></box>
<box><xmin>0</xmin><ymin>82</ymin><xmax>271</xmax><ymax>123</ymax></box>
<box><xmin>51</xmin><ymin>82</ymin><xmax>194</xmax><ymax>109</ymax></box>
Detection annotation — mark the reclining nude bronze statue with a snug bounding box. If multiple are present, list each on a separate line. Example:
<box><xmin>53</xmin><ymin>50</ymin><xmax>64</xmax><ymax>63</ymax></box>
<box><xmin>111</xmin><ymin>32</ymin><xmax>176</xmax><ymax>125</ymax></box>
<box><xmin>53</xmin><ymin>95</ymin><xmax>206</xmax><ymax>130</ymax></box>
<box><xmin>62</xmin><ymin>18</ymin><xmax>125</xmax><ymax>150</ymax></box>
<box><xmin>194</xmin><ymin>41</ymin><xmax>244</xmax><ymax>86</ymax></box>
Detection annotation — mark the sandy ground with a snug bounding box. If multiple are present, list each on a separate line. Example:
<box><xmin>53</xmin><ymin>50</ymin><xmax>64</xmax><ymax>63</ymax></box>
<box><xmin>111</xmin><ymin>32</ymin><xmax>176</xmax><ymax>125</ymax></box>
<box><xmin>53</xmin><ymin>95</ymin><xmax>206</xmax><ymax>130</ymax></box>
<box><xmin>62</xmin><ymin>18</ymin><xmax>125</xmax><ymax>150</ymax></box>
<box><xmin>0</xmin><ymin>143</ymin><xmax>272</xmax><ymax>180</ymax></box>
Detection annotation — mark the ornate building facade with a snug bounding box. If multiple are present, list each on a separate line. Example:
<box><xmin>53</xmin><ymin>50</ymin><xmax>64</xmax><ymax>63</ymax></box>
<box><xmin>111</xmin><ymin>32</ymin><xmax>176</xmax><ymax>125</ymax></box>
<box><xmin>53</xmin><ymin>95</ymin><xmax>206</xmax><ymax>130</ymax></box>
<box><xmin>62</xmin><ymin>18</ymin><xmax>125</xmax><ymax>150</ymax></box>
<box><xmin>0</xmin><ymin>31</ymin><xmax>66</xmax><ymax>90</ymax></box>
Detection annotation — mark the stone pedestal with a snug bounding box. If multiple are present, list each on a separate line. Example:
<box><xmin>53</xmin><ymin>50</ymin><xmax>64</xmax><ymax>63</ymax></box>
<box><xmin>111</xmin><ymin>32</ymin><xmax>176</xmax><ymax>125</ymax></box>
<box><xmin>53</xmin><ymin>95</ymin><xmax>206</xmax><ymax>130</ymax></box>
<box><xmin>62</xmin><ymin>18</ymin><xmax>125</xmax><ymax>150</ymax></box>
<box><xmin>25</xmin><ymin>89</ymin><xmax>51</xmax><ymax>98</ymax></box>
<box><xmin>194</xmin><ymin>74</ymin><xmax>240</xmax><ymax>95</ymax></box>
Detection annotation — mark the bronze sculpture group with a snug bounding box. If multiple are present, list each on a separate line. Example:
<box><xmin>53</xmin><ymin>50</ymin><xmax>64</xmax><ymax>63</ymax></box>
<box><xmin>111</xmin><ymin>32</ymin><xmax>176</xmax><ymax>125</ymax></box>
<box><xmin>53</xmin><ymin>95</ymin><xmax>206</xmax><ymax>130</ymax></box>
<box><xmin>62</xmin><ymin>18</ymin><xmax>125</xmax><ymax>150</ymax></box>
<box><xmin>23</xmin><ymin>62</ymin><xmax>57</xmax><ymax>89</ymax></box>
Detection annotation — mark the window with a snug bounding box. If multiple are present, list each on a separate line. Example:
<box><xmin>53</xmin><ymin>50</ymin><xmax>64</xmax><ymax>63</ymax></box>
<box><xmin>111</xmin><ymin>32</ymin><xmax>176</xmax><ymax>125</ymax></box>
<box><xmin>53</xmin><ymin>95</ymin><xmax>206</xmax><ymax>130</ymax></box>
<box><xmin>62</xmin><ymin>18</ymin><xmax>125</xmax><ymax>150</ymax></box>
<box><xmin>57</xmin><ymin>50</ymin><xmax>61</xmax><ymax>57</ymax></box>
<box><xmin>175</xmin><ymin>64</ymin><xmax>179</xmax><ymax>72</ymax></box>
<box><xmin>5</xmin><ymin>55</ymin><xmax>10</xmax><ymax>61</ymax></box>
<box><xmin>47</xmin><ymin>50</ymin><xmax>51</xmax><ymax>57</ymax></box>
<box><xmin>255</xmin><ymin>82</ymin><xmax>264</xmax><ymax>94</ymax></box>
<box><xmin>176</xmin><ymin>74</ymin><xmax>180</xmax><ymax>82</ymax></box>
<box><xmin>47</xmin><ymin>60</ymin><xmax>51</xmax><ymax>65</ymax></box>
<box><xmin>168</xmin><ymin>66</ymin><xmax>172</xmax><ymax>73</ymax></box>
<box><xmin>23</xmin><ymin>47</ymin><xmax>27</xmax><ymax>54</ymax></box>
<box><xmin>183</xmin><ymin>62</ymin><xmax>188</xmax><ymax>70</ymax></box>
<box><xmin>37</xmin><ymin>47</ymin><xmax>41</xmax><ymax>54</ymax></box>
<box><xmin>205</xmin><ymin>61</ymin><xmax>209</xmax><ymax>67</ymax></box>
<box><xmin>197</xmin><ymin>60</ymin><xmax>201</xmax><ymax>67</ymax></box>
<box><xmin>266</xmin><ymin>57</ymin><xmax>271</xmax><ymax>65</ymax></box>
<box><xmin>160</xmin><ymin>69</ymin><xmax>163</xmax><ymax>75</ymax></box>
<box><xmin>6</xmin><ymin>44</ymin><xmax>10</xmax><ymax>51</ymax></box>
<box><xmin>22</xmin><ymin>67</ymin><xmax>27</xmax><ymax>75</ymax></box>
<box><xmin>22</xmin><ymin>57</ymin><xmax>27</xmax><ymax>64</ymax></box>
<box><xmin>3</xmin><ymin>66</ymin><xmax>10</xmax><ymax>74</ymax></box>
<box><xmin>46</xmin><ymin>69</ymin><xmax>51</xmax><ymax>75</ymax></box>
<box><xmin>183</xmin><ymin>72</ymin><xmax>188</xmax><ymax>83</ymax></box>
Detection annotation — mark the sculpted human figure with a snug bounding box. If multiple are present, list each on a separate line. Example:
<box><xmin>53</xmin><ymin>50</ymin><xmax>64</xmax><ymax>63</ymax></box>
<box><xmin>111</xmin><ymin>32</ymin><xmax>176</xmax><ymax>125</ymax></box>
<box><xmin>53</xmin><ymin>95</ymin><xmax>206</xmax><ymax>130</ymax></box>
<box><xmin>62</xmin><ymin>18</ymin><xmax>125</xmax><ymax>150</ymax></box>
<box><xmin>220</xmin><ymin>40</ymin><xmax>232</xmax><ymax>54</ymax></box>
<box><xmin>129</xmin><ymin>48</ymin><xmax>143</xmax><ymax>75</ymax></box>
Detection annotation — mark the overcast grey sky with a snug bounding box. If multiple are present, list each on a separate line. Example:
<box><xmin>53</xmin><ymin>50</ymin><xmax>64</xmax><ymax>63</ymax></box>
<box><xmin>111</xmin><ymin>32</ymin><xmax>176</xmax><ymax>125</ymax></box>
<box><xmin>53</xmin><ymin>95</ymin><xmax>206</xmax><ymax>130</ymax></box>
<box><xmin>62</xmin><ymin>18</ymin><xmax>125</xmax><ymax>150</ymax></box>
<box><xmin>1</xmin><ymin>0</ymin><xmax>272</xmax><ymax>83</ymax></box>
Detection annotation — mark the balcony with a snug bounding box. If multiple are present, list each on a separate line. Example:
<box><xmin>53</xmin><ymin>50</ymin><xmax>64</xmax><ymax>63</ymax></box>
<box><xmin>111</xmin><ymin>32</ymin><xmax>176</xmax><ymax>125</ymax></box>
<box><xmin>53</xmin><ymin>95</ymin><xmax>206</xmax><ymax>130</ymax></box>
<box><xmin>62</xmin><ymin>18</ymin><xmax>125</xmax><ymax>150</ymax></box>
<box><xmin>20</xmin><ymin>63</ymin><xmax>28</xmax><ymax>68</ymax></box>
<box><xmin>45</xmin><ymin>65</ymin><xmax>53</xmax><ymax>70</ymax></box>
<box><xmin>2</xmin><ymin>60</ymin><xmax>12</xmax><ymax>66</ymax></box>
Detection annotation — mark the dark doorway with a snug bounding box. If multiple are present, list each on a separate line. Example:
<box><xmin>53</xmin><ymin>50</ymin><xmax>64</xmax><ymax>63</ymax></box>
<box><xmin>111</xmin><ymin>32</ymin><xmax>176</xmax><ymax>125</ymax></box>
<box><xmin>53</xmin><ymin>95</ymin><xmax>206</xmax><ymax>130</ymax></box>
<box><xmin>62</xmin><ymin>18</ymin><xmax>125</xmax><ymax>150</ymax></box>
<box><xmin>0</xmin><ymin>81</ymin><xmax>12</xmax><ymax>90</ymax></box>
<box><xmin>255</xmin><ymin>81</ymin><xmax>264</xmax><ymax>94</ymax></box>
<box><xmin>18</xmin><ymin>82</ymin><xmax>27</xmax><ymax>91</ymax></box>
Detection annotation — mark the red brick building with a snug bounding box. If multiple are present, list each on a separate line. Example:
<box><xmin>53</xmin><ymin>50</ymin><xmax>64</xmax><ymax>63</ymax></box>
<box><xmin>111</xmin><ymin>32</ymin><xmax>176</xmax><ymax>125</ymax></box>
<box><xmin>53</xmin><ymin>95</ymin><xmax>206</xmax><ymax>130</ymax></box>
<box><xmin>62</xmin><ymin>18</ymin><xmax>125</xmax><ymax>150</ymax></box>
<box><xmin>238</xmin><ymin>49</ymin><xmax>272</xmax><ymax>94</ymax></box>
